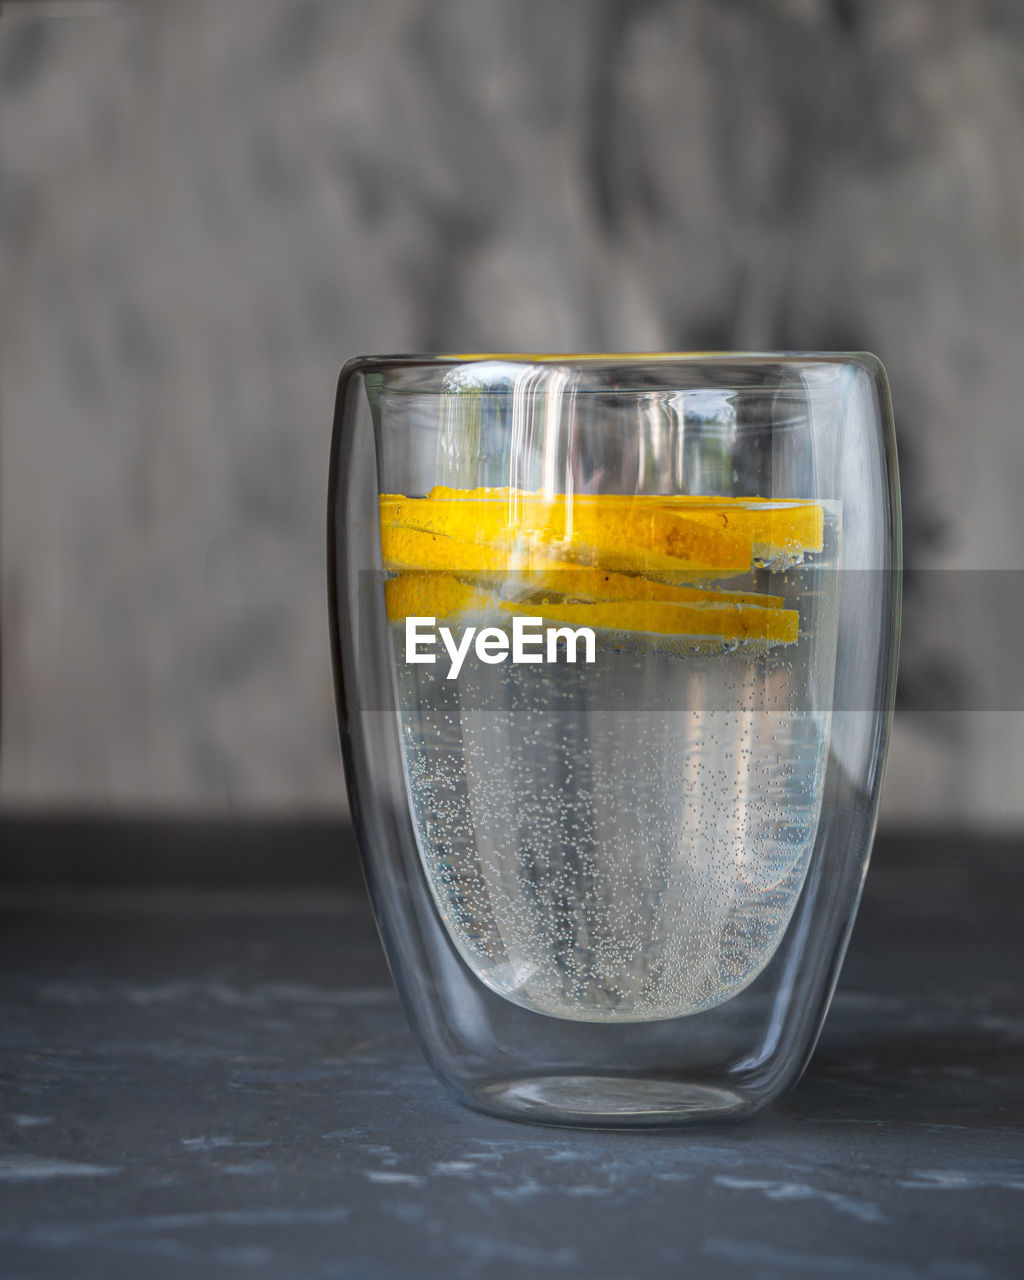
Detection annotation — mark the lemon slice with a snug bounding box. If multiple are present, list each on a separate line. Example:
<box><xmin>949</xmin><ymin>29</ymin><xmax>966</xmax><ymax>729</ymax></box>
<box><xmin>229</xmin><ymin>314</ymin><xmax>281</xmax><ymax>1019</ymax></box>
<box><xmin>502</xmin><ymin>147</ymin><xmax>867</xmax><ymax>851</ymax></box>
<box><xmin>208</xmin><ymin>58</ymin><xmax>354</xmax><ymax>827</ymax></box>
<box><xmin>384</xmin><ymin>572</ymin><xmax>798</xmax><ymax>645</ymax></box>
<box><xmin>383</xmin><ymin>490</ymin><xmax>753</xmax><ymax>574</ymax></box>
<box><xmin>380</xmin><ymin>488</ymin><xmax>821</xmax><ymax>646</ymax></box>
<box><xmin>382</xmin><ymin>489</ymin><xmax>822</xmax><ymax>576</ymax></box>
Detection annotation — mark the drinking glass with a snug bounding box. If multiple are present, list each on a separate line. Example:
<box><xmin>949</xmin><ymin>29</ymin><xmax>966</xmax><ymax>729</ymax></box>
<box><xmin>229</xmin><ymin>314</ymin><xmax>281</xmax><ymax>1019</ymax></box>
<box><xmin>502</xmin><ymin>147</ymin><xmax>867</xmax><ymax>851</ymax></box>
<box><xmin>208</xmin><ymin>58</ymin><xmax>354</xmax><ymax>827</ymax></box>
<box><xmin>328</xmin><ymin>353</ymin><xmax>900</xmax><ymax>1128</ymax></box>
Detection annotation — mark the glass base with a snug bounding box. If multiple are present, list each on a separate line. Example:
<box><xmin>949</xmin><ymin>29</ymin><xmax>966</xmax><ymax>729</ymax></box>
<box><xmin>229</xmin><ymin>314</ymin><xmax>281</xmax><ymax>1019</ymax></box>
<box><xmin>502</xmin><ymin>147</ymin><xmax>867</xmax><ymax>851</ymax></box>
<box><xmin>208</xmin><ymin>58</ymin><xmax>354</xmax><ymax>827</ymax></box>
<box><xmin>469</xmin><ymin>1075</ymin><xmax>752</xmax><ymax>1129</ymax></box>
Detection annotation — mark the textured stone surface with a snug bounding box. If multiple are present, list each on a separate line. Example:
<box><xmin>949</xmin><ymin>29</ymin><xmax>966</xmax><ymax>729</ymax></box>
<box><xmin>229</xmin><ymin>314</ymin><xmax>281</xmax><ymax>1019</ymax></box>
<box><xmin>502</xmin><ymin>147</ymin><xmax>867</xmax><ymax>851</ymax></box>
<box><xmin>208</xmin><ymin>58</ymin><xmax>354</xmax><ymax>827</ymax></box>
<box><xmin>2</xmin><ymin>1</ymin><xmax>1023</xmax><ymax>817</ymax></box>
<box><xmin>0</xmin><ymin>834</ymin><xmax>1022</xmax><ymax>1279</ymax></box>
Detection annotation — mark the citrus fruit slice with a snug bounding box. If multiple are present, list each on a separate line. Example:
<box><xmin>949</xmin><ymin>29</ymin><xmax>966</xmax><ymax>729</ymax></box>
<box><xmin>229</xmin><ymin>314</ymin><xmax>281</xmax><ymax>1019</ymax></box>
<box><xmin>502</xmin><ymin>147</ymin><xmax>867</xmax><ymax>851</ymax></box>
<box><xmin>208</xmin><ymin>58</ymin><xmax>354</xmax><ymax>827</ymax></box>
<box><xmin>384</xmin><ymin>490</ymin><xmax>752</xmax><ymax>574</ymax></box>
<box><xmin>382</xmin><ymin>489</ymin><xmax>823</xmax><ymax>577</ymax></box>
<box><xmin>380</xmin><ymin>488</ymin><xmax>821</xmax><ymax>645</ymax></box>
<box><xmin>384</xmin><ymin>571</ymin><xmax>798</xmax><ymax>646</ymax></box>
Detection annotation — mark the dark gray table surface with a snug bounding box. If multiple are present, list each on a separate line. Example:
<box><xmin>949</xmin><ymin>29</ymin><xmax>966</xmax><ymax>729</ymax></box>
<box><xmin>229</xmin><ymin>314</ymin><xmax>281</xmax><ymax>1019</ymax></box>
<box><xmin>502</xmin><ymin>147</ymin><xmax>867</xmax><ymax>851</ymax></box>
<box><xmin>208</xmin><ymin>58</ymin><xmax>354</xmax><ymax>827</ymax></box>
<box><xmin>1</xmin><ymin>832</ymin><xmax>1022</xmax><ymax>1280</ymax></box>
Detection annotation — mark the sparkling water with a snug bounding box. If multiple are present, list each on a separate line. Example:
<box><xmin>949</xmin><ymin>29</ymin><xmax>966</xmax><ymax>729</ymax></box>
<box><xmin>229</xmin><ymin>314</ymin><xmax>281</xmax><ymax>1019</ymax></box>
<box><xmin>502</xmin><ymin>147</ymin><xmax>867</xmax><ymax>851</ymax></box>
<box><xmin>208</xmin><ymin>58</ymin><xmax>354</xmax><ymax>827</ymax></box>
<box><xmin>391</xmin><ymin>514</ymin><xmax>840</xmax><ymax>1022</ymax></box>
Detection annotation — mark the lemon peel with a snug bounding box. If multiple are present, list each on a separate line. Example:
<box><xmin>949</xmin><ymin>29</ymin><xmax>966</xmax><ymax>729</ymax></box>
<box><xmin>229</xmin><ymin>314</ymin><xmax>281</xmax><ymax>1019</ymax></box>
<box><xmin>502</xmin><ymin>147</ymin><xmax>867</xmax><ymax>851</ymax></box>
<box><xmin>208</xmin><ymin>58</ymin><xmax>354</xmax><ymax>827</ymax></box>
<box><xmin>382</xmin><ymin>489</ymin><xmax>822</xmax><ymax>573</ymax></box>
<box><xmin>384</xmin><ymin>571</ymin><xmax>798</xmax><ymax>645</ymax></box>
<box><xmin>380</xmin><ymin>487</ymin><xmax>822</xmax><ymax>646</ymax></box>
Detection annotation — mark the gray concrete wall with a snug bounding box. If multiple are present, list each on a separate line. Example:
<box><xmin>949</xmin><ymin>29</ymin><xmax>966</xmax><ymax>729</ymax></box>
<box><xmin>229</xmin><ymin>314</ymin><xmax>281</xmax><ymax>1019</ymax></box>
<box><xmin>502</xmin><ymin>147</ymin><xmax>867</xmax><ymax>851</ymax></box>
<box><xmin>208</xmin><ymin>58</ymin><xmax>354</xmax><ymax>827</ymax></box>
<box><xmin>2</xmin><ymin>0</ymin><xmax>1022</xmax><ymax>824</ymax></box>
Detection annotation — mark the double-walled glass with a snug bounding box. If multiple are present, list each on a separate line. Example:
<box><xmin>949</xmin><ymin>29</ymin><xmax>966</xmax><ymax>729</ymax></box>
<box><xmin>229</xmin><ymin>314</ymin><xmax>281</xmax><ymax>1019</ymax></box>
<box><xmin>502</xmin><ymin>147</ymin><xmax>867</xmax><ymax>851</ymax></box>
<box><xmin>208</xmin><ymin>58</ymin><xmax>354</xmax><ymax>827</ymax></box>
<box><xmin>328</xmin><ymin>354</ymin><xmax>900</xmax><ymax>1127</ymax></box>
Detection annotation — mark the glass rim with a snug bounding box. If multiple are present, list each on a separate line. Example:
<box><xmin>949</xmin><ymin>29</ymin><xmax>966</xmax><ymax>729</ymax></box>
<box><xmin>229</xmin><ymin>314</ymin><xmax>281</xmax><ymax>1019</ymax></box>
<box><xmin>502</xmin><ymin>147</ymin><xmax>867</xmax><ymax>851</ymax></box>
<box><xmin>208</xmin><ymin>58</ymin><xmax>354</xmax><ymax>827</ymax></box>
<box><xmin>343</xmin><ymin>349</ymin><xmax>884</xmax><ymax>371</ymax></box>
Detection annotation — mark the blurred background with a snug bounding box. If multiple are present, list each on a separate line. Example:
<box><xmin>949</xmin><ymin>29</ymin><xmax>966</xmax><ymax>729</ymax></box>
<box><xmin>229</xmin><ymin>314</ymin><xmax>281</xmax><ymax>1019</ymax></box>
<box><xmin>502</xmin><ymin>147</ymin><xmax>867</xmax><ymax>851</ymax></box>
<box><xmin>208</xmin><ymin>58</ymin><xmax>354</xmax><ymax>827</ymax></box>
<box><xmin>2</xmin><ymin>0</ymin><xmax>1023</xmax><ymax>842</ymax></box>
